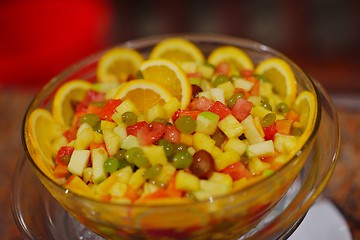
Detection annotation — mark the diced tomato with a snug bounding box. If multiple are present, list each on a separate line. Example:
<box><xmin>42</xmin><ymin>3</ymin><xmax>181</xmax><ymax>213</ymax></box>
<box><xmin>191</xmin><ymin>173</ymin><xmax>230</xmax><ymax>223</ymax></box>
<box><xmin>126</xmin><ymin>121</ymin><xmax>147</xmax><ymax>136</ymax></box>
<box><xmin>56</xmin><ymin>146</ymin><xmax>74</xmax><ymax>165</ymax></box>
<box><xmin>53</xmin><ymin>164</ymin><xmax>69</xmax><ymax>178</ymax></box>
<box><xmin>208</xmin><ymin>101</ymin><xmax>232</xmax><ymax>120</ymax></box>
<box><xmin>163</xmin><ymin>125</ymin><xmax>181</xmax><ymax>144</ymax></box>
<box><xmin>63</xmin><ymin>128</ymin><xmax>77</xmax><ymax>142</ymax></box>
<box><xmin>241</xmin><ymin>69</ymin><xmax>254</xmax><ymax>78</ymax></box>
<box><xmin>76</xmin><ymin>90</ymin><xmax>105</xmax><ymax>114</ymax></box>
<box><xmin>86</xmin><ymin>104</ymin><xmax>103</xmax><ymax>115</ymax></box>
<box><xmin>275</xmin><ymin>119</ymin><xmax>292</xmax><ymax>135</ymax></box>
<box><xmin>221</xmin><ymin>162</ymin><xmax>250</xmax><ymax>181</ymax></box>
<box><xmin>90</xmin><ymin>143</ymin><xmax>107</xmax><ymax>151</ymax></box>
<box><xmin>263</xmin><ymin>122</ymin><xmax>278</xmax><ymax>141</ymax></box>
<box><xmin>138</xmin><ymin>122</ymin><xmax>166</xmax><ymax>146</ymax></box>
<box><xmin>101</xmin><ymin>99</ymin><xmax>122</xmax><ymax>121</ymax></box>
<box><xmin>232</xmin><ymin>98</ymin><xmax>253</xmax><ymax>122</ymax></box>
<box><xmin>187</xmin><ymin>72</ymin><xmax>202</xmax><ymax>78</ymax></box>
<box><xmin>246</xmin><ymin>76</ymin><xmax>260</xmax><ymax>96</ymax></box>
<box><xmin>189</xmin><ymin>96</ymin><xmax>213</xmax><ymax>111</ymax></box>
<box><xmin>215</xmin><ymin>62</ymin><xmax>230</xmax><ymax>75</ymax></box>
<box><xmin>285</xmin><ymin>110</ymin><xmax>300</xmax><ymax>123</ymax></box>
<box><xmin>172</xmin><ymin>110</ymin><xmax>201</xmax><ymax>122</ymax></box>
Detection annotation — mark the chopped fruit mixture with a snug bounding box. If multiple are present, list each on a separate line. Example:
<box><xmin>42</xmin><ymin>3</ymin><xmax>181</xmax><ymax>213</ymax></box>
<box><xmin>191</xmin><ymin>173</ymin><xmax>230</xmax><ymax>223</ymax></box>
<box><xmin>27</xmin><ymin>38</ymin><xmax>316</xmax><ymax>203</ymax></box>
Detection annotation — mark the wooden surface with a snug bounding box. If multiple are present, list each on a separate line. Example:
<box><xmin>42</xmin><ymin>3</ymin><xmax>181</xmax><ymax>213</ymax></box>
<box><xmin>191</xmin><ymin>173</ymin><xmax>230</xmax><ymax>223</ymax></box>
<box><xmin>1</xmin><ymin>87</ymin><xmax>359</xmax><ymax>239</ymax></box>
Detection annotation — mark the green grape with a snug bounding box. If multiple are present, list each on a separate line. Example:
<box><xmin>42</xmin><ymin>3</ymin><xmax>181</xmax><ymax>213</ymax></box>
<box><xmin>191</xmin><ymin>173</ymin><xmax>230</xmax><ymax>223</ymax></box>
<box><xmin>104</xmin><ymin>157</ymin><xmax>120</xmax><ymax>173</ymax></box>
<box><xmin>276</xmin><ymin>102</ymin><xmax>290</xmax><ymax>114</ymax></box>
<box><xmin>175</xmin><ymin>115</ymin><xmax>197</xmax><ymax>134</ymax></box>
<box><xmin>125</xmin><ymin>147</ymin><xmax>150</xmax><ymax>168</ymax></box>
<box><xmin>158</xmin><ymin>139</ymin><xmax>173</xmax><ymax>157</ymax></box>
<box><xmin>79</xmin><ymin>113</ymin><xmax>101</xmax><ymax>127</ymax></box>
<box><xmin>213</xmin><ymin>75</ymin><xmax>229</xmax><ymax>87</ymax></box>
<box><xmin>122</xmin><ymin>112</ymin><xmax>138</xmax><ymax>126</ymax></box>
<box><xmin>261</xmin><ymin>113</ymin><xmax>276</xmax><ymax>127</ymax></box>
<box><xmin>144</xmin><ymin>164</ymin><xmax>163</xmax><ymax>180</ymax></box>
<box><xmin>227</xmin><ymin>92</ymin><xmax>245</xmax><ymax>109</ymax></box>
<box><xmin>172</xmin><ymin>151</ymin><xmax>193</xmax><ymax>169</ymax></box>
<box><xmin>113</xmin><ymin>149</ymin><xmax>131</xmax><ymax>169</ymax></box>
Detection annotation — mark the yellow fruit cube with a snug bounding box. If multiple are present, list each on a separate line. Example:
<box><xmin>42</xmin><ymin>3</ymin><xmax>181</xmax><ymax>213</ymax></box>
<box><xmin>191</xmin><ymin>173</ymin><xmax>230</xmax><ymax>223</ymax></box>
<box><xmin>142</xmin><ymin>145</ymin><xmax>168</xmax><ymax>166</ymax></box>
<box><xmin>128</xmin><ymin>168</ymin><xmax>147</xmax><ymax>190</ymax></box>
<box><xmin>175</xmin><ymin>170</ymin><xmax>200</xmax><ymax>192</ymax></box>
<box><xmin>223</xmin><ymin>138</ymin><xmax>247</xmax><ymax>156</ymax></box>
<box><xmin>193</xmin><ymin>132</ymin><xmax>215</xmax><ymax>152</ymax></box>
<box><xmin>213</xmin><ymin>150</ymin><xmax>240</xmax><ymax>171</ymax></box>
<box><xmin>218</xmin><ymin>115</ymin><xmax>244</xmax><ymax>139</ymax></box>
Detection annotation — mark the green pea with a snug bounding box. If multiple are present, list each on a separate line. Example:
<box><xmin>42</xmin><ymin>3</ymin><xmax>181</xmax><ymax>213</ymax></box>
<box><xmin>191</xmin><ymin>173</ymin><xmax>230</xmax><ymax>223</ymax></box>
<box><xmin>172</xmin><ymin>151</ymin><xmax>193</xmax><ymax>169</ymax></box>
<box><xmin>261</xmin><ymin>113</ymin><xmax>276</xmax><ymax>127</ymax></box>
<box><xmin>104</xmin><ymin>157</ymin><xmax>120</xmax><ymax>173</ymax></box>
<box><xmin>122</xmin><ymin>112</ymin><xmax>138</xmax><ymax>126</ymax></box>
<box><xmin>261</xmin><ymin>101</ymin><xmax>273</xmax><ymax>111</ymax></box>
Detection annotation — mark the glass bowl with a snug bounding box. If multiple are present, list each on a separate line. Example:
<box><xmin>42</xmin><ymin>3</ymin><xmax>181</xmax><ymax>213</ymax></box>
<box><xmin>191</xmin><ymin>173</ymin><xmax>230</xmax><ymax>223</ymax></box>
<box><xmin>20</xmin><ymin>34</ymin><xmax>339</xmax><ymax>239</ymax></box>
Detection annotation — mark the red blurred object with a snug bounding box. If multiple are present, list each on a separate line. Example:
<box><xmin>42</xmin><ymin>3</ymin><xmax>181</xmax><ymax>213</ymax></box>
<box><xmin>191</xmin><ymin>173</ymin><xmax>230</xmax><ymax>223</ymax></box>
<box><xmin>0</xmin><ymin>0</ymin><xmax>114</xmax><ymax>87</ymax></box>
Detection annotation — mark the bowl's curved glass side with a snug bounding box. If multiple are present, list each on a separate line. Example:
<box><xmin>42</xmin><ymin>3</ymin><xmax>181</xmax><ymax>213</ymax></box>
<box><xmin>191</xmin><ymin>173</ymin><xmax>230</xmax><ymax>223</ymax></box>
<box><xmin>243</xmin><ymin>80</ymin><xmax>340</xmax><ymax>239</ymax></box>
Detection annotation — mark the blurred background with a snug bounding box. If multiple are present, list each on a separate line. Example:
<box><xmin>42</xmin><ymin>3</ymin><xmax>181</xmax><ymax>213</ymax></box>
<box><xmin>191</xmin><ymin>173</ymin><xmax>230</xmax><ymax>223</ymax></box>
<box><xmin>0</xmin><ymin>0</ymin><xmax>359</xmax><ymax>93</ymax></box>
<box><xmin>1</xmin><ymin>0</ymin><xmax>359</xmax><ymax>239</ymax></box>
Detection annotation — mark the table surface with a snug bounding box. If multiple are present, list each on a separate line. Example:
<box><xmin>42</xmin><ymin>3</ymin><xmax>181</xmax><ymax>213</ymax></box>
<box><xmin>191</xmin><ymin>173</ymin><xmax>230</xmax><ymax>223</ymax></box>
<box><xmin>1</xmin><ymin>87</ymin><xmax>359</xmax><ymax>239</ymax></box>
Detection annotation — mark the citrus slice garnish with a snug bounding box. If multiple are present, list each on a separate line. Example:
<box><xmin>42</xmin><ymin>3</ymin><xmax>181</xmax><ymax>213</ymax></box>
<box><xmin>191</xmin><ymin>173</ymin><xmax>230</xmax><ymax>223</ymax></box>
<box><xmin>139</xmin><ymin>59</ymin><xmax>191</xmax><ymax>109</ymax></box>
<box><xmin>52</xmin><ymin>80</ymin><xmax>92</xmax><ymax>127</ymax></box>
<box><xmin>27</xmin><ymin>108</ymin><xmax>65</xmax><ymax>177</ymax></box>
<box><xmin>149</xmin><ymin>38</ymin><xmax>205</xmax><ymax>63</ymax></box>
<box><xmin>293</xmin><ymin>90</ymin><xmax>317</xmax><ymax>147</ymax></box>
<box><xmin>97</xmin><ymin>47</ymin><xmax>144</xmax><ymax>83</ymax></box>
<box><xmin>255</xmin><ymin>57</ymin><xmax>297</xmax><ymax>106</ymax></box>
<box><xmin>207</xmin><ymin>46</ymin><xmax>254</xmax><ymax>72</ymax></box>
<box><xmin>113</xmin><ymin>79</ymin><xmax>173</xmax><ymax>113</ymax></box>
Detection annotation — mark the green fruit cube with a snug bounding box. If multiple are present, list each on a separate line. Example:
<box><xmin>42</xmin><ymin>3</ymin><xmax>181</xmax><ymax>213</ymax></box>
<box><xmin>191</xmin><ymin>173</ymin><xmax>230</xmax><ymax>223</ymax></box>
<box><xmin>218</xmin><ymin>81</ymin><xmax>235</xmax><ymax>100</ymax></box>
<box><xmin>103</xmin><ymin>129</ymin><xmax>121</xmax><ymax>156</ymax></box>
<box><xmin>209</xmin><ymin>172</ymin><xmax>233</xmax><ymax>188</ymax></box>
<box><xmin>210</xmin><ymin>88</ymin><xmax>225</xmax><ymax>103</ymax></box>
<box><xmin>248</xmin><ymin>157</ymin><xmax>270</xmax><ymax>175</ymax></box>
<box><xmin>121</xmin><ymin>135</ymin><xmax>140</xmax><ymax>150</ymax></box>
<box><xmin>147</xmin><ymin>104</ymin><xmax>167</xmax><ymax>122</ymax></box>
<box><xmin>92</xmin><ymin>147</ymin><xmax>109</xmax><ymax>184</ymax></box>
<box><xmin>223</xmin><ymin>138</ymin><xmax>247</xmax><ymax>156</ymax></box>
<box><xmin>213</xmin><ymin>149</ymin><xmax>240</xmax><ymax>171</ymax></box>
<box><xmin>67</xmin><ymin>149</ymin><xmax>90</xmax><ymax>176</ymax></box>
<box><xmin>196</xmin><ymin>111</ymin><xmax>220</xmax><ymax>135</ymax></box>
<box><xmin>218</xmin><ymin>114</ymin><xmax>244</xmax><ymax>139</ymax></box>
<box><xmin>175</xmin><ymin>170</ymin><xmax>200</xmax><ymax>192</ymax></box>
<box><xmin>199</xmin><ymin>179</ymin><xmax>231</xmax><ymax>197</ymax></box>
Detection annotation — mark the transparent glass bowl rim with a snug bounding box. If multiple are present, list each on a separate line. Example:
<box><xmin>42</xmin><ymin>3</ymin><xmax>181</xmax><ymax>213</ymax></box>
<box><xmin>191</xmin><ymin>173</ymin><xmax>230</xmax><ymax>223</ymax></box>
<box><xmin>22</xmin><ymin>33</ymin><xmax>321</xmax><ymax>208</ymax></box>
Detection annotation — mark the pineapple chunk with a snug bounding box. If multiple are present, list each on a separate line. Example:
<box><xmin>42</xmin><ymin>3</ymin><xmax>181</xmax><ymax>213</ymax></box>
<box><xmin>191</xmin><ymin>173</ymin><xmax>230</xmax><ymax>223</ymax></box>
<box><xmin>251</xmin><ymin>105</ymin><xmax>272</xmax><ymax>119</ymax></box>
<box><xmin>223</xmin><ymin>138</ymin><xmax>247</xmax><ymax>156</ymax></box>
<box><xmin>153</xmin><ymin>163</ymin><xmax>176</xmax><ymax>186</ymax></box>
<box><xmin>192</xmin><ymin>190</ymin><xmax>212</xmax><ymax>201</ymax></box>
<box><xmin>217</xmin><ymin>81</ymin><xmax>235</xmax><ymax>100</ymax></box>
<box><xmin>209</xmin><ymin>172</ymin><xmax>233</xmax><ymax>189</ymax></box>
<box><xmin>142</xmin><ymin>145</ymin><xmax>168</xmax><ymax>166</ymax></box>
<box><xmin>113</xmin><ymin>123</ymin><xmax>128</xmax><ymax>142</ymax></box>
<box><xmin>109</xmin><ymin>182</ymin><xmax>128</xmax><ymax>197</ymax></box>
<box><xmin>163</xmin><ymin>96</ymin><xmax>181</xmax><ymax>115</ymax></box>
<box><xmin>180</xmin><ymin>133</ymin><xmax>193</xmax><ymax>146</ymax></box>
<box><xmin>101</xmin><ymin>120</ymin><xmax>117</xmax><ymax>130</ymax></box>
<box><xmin>248</xmin><ymin>157</ymin><xmax>270</xmax><ymax>175</ymax></box>
<box><xmin>112</xmin><ymin>165</ymin><xmax>133</xmax><ymax>183</ymax></box>
<box><xmin>198</xmin><ymin>91</ymin><xmax>212</xmax><ymax>100</ymax></box>
<box><xmin>92</xmin><ymin>147</ymin><xmax>109</xmax><ymax>184</ymax></box>
<box><xmin>233</xmin><ymin>77</ymin><xmax>254</xmax><ymax>91</ymax></box>
<box><xmin>246</xmin><ymin>140</ymin><xmax>275</xmax><ymax>158</ymax></box>
<box><xmin>242</xmin><ymin>115</ymin><xmax>264</xmax><ymax>144</ymax></box>
<box><xmin>115</xmin><ymin>99</ymin><xmax>141</xmax><ymax>118</ymax></box>
<box><xmin>121</xmin><ymin>135</ymin><xmax>140</xmax><ymax>150</ymax></box>
<box><xmin>213</xmin><ymin>150</ymin><xmax>240</xmax><ymax>171</ymax></box>
<box><xmin>198</xmin><ymin>64</ymin><xmax>214</xmax><ymax>79</ymax></box>
<box><xmin>175</xmin><ymin>170</ymin><xmax>200</xmax><ymax>192</ymax></box>
<box><xmin>193</xmin><ymin>132</ymin><xmax>216</xmax><ymax>152</ymax></box>
<box><xmin>147</xmin><ymin>104</ymin><xmax>168</xmax><ymax>122</ymax></box>
<box><xmin>274</xmin><ymin>134</ymin><xmax>297</xmax><ymax>154</ymax></box>
<box><xmin>103</xmin><ymin>128</ymin><xmax>121</xmax><ymax>156</ymax></box>
<box><xmin>210</xmin><ymin>88</ymin><xmax>225</xmax><ymax>103</ymax></box>
<box><xmin>142</xmin><ymin>182</ymin><xmax>160</xmax><ymax>197</ymax></box>
<box><xmin>128</xmin><ymin>168</ymin><xmax>147</xmax><ymax>190</ymax></box>
<box><xmin>74</xmin><ymin>126</ymin><xmax>94</xmax><ymax>150</ymax></box>
<box><xmin>95</xmin><ymin>173</ymin><xmax>119</xmax><ymax>195</ymax></box>
<box><xmin>65</xmin><ymin>175</ymin><xmax>92</xmax><ymax>197</ymax></box>
<box><xmin>196</xmin><ymin>111</ymin><xmax>220</xmax><ymax>135</ymax></box>
<box><xmin>218</xmin><ymin>114</ymin><xmax>244</xmax><ymax>139</ymax></box>
<box><xmin>199</xmin><ymin>179</ymin><xmax>231</xmax><ymax>197</ymax></box>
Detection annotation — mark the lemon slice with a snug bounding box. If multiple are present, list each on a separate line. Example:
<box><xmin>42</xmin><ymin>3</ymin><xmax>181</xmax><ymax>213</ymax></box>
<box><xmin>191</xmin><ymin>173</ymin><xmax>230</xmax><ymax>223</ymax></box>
<box><xmin>52</xmin><ymin>80</ymin><xmax>92</xmax><ymax>127</ymax></box>
<box><xmin>207</xmin><ymin>46</ymin><xmax>254</xmax><ymax>72</ymax></box>
<box><xmin>293</xmin><ymin>91</ymin><xmax>317</xmax><ymax>147</ymax></box>
<box><xmin>139</xmin><ymin>59</ymin><xmax>191</xmax><ymax>109</ymax></box>
<box><xmin>113</xmin><ymin>79</ymin><xmax>173</xmax><ymax>113</ymax></box>
<box><xmin>97</xmin><ymin>47</ymin><xmax>144</xmax><ymax>83</ymax></box>
<box><xmin>149</xmin><ymin>38</ymin><xmax>205</xmax><ymax>63</ymax></box>
<box><xmin>27</xmin><ymin>108</ymin><xmax>65</xmax><ymax>178</ymax></box>
<box><xmin>255</xmin><ymin>58</ymin><xmax>297</xmax><ymax>106</ymax></box>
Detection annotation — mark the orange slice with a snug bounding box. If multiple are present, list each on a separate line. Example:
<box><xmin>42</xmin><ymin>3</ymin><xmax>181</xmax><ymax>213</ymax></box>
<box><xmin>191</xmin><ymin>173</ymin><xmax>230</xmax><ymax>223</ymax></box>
<box><xmin>139</xmin><ymin>59</ymin><xmax>191</xmax><ymax>109</ymax></box>
<box><xmin>255</xmin><ymin>58</ymin><xmax>297</xmax><ymax>106</ymax></box>
<box><xmin>149</xmin><ymin>38</ymin><xmax>205</xmax><ymax>63</ymax></box>
<box><xmin>113</xmin><ymin>79</ymin><xmax>173</xmax><ymax>113</ymax></box>
<box><xmin>97</xmin><ymin>47</ymin><xmax>144</xmax><ymax>83</ymax></box>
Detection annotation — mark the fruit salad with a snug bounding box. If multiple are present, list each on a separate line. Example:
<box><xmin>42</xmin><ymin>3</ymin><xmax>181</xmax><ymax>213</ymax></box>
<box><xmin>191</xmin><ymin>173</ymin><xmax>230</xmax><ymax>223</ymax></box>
<box><xmin>27</xmin><ymin>38</ymin><xmax>316</xmax><ymax>204</ymax></box>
